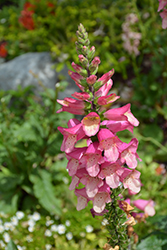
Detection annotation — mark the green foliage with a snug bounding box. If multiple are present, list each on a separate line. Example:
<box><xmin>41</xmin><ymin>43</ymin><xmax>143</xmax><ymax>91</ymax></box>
<box><xmin>6</xmin><ymin>240</ymin><xmax>18</xmax><ymax>250</ymax></box>
<box><xmin>0</xmin><ymin>85</ymin><xmax>73</xmax><ymax>214</ymax></box>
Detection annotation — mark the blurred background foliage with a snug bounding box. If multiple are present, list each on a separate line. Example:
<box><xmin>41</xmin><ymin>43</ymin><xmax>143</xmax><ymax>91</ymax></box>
<box><xmin>0</xmin><ymin>0</ymin><xmax>167</xmax><ymax>249</ymax></box>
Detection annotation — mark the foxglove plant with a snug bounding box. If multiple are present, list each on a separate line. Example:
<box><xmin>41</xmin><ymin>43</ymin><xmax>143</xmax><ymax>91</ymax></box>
<box><xmin>57</xmin><ymin>24</ymin><xmax>142</xmax><ymax>250</ymax></box>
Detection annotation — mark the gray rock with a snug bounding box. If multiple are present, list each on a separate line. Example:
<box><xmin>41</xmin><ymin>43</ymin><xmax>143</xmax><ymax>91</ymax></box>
<box><xmin>0</xmin><ymin>52</ymin><xmax>78</xmax><ymax>98</ymax></box>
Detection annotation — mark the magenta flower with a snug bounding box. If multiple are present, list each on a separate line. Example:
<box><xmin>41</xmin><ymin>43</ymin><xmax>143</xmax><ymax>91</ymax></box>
<box><xmin>95</xmin><ymin>79</ymin><xmax>113</xmax><ymax>97</ymax></box>
<box><xmin>81</xmin><ymin>112</ymin><xmax>100</xmax><ymax>137</ymax></box>
<box><xmin>104</xmin><ymin>103</ymin><xmax>139</xmax><ymax>127</ymax></box>
<box><xmin>97</xmin><ymin>69</ymin><xmax>114</xmax><ymax>85</ymax></box>
<box><xmin>71</xmin><ymin>92</ymin><xmax>90</xmax><ymax>101</ymax></box>
<box><xmin>57</xmin><ymin>97</ymin><xmax>86</xmax><ymax>115</ymax></box>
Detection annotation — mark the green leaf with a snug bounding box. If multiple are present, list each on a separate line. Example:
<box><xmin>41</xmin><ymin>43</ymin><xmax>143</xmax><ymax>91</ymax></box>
<box><xmin>30</xmin><ymin>169</ymin><xmax>62</xmax><ymax>215</ymax></box>
<box><xmin>6</xmin><ymin>240</ymin><xmax>18</xmax><ymax>250</ymax></box>
<box><xmin>0</xmin><ymin>192</ymin><xmax>19</xmax><ymax>214</ymax></box>
<box><xmin>137</xmin><ymin>233</ymin><xmax>167</xmax><ymax>250</ymax></box>
<box><xmin>148</xmin><ymin>215</ymin><xmax>167</xmax><ymax>233</ymax></box>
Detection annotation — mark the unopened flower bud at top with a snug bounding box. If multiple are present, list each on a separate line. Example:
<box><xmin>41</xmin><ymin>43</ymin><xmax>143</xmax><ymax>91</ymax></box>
<box><xmin>87</xmin><ymin>46</ymin><xmax>95</xmax><ymax>60</ymax></box>
<box><xmin>86</xmin><ymin>75</ymin><xmax>97</xmax><ymax>85</ymax></box>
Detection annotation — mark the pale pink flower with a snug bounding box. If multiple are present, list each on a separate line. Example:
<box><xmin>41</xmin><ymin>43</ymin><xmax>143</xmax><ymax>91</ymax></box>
<box><xmin>80</xmin><ymin>142</ymin><xmax>104</xmax><ymax>177</ymax></box>
<box><xmin>92</xmin><ymin>184</ymin><xmax>111</xmax><ymax>213</ymax></box>
<box><xmin>66</xmin><ymin>147</ymin><xmax>87</xmax><ymax>176</ymax></box>
<box><xmin>75</xmin><ymin>188</ymin><xmax>91</xmax><ymax>210</ymax></box>
<box><xmin>98</xmin><ymin>129</ymin><xmax>122</xmax><ymax>162</ymax></box>
<box><xmin>80</xmin><ymin>174</ymin><xmax>104</xmax><ymax>198</ymax></box>
<box><xmin>81</xmin><ymin>112</ymin><xmax>100</xmax><ymax>137</ymax></box>
<box><xmin>99</xmin><ymin>162</ymin><xmax>124</xmax><ymax>188</ymax></box>
<box><xmin>119</xmin><ymin>138</ymin><xmax>141</xmax><ymax>169</ymax></box>
<box><xmin>121</xmin><ymin>169</ymin><xmax>141</xmax><ymax>194</ymax></box>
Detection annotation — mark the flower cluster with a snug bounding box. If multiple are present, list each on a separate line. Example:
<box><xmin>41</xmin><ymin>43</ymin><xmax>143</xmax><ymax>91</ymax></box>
<box><xmin>19</xmin><ymin>1</ymin><xmax>55</xmax><ymax>30</ymax></box>
<box><xmin>57</xmin><ymin>24</ymin><xmax>142</xmax><ymax>215</ymax></box>
<box><xmin>158</xmin><ymin>0</ymin><xmax>167</xmax><ymax>29</ymax></box>
<box><xmin>121</xmin><ymin>13</ymin><xmax>141</xmax><ymax>56</ymax></box>
<box><xmin>0</xmin><ymin>42</ymin><xmax>7</xmax><ymax>58</ymax></box>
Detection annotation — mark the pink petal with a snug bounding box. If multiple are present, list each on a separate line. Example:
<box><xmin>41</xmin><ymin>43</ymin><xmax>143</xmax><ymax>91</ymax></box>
<box><xmin>81</xmin><ymin>112</ymin><xmax>100</xmax><ymax>137</ymax></box>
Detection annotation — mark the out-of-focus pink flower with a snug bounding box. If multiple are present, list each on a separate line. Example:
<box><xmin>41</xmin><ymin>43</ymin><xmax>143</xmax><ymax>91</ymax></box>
<box><xmin>133</xmin><ymin>199</ymin><xmax>155</xmax><ymax>216</ymax></box>
<box><xmin>160</xmin><ymin>9</ymin><xmax>167</xmax><ymax>29</ymax></box>
<box><xmin>19</xmin><ymin>10</ymin><xmax>35</xmax><ymax>30</ymax></box>
<box><xmin>158</xmin><ymin>0</ymin><xmax>167</xmax><ymax>12</ymax></box>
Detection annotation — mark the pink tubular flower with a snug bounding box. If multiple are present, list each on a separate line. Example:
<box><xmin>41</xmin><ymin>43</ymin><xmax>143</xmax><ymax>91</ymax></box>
<box><xmin>57</xmin><ymin>119</ymin><xmax>86</xmax><ymax>153</ymax></box>
<box><xmin>81</xmin><ymin>112</ymin><xmax>100</xmax><ymax>137</ymax></box>
<box><xmin>158</xmin><ymin>0</ymin><xmax>167</xmax><ymax>12</ymax></box>
<box><xmin>80</xmin><ymin>142</ymin><xmax>104</xmax><ymax>177</ymax></box>
<box><xmin>133</xmin><ymin>199</ymin><xmax>155</xmax><ymax>216</ymax></box>
<box><xmin>97</xmin><ymin>93</ymin><xmax>120</xmax><ymax>106</ymax></box>
<box><xmin>66</xmin><ymin>147</ymin><xmax>87</xmax><ymax>176</ymax></box>
<box><xmin>97</xmin><ymin>69</ymin><xmax>114</xmax><ymax>85</ymax></box>
<box><xmin>57</xmin><ymin>97</ymin><xmax>86</xmax><ymax>115</ymax></box>
<box><xmin>104</xmin><ymin>103</ymin><xmax>139</xmax><ymax>127</ymax></box>
<box><xmin>98</xmin><ymin>129</ymin><xmax>123</xmax><ymax>162</ymax></box>
<box><xmin>80</xmin><ymin>174</ymin><xmax>104</xmax><ymax>198</ymax></box>
<box><xmin>75</xmin><ymin>188</ymin><xmax>91</xmax><ymax>210</ymax></box>
<box><xmin>119</xmin><ymin>138</ymin><xmax>142</xmax><ymax>169</ymax></box>
<box><xmin>71</xmin><ymin>92</ymin><xmax>90</xmax><ymax>100</ymax></box>
<box><xmin>121</xmin><ymin>169</ymin><xmax>141</xmax><ymax>194</ymax></box>
<box><xmin>95</xmin><ymin>79</ymin><xmax>113</xmax><ymax>97</ymax></box>
<box><xmin>99</xmin><ymin>162</ymin><xmax>124</xmax><ymax>188</ymax></box>
<box><xmin>101</xmin><ymin>119</ymin><xmax>134</xmax><ymax>133</ymax></box>
<box><xmin>92</xmin><ymin>184</ymin><xmax>111</xmax><ymax>213</ymax></box>
<box><xmin>160</xmin><ymin>9</ymin><xmax>167</xmax><ymax>29</ymax></box>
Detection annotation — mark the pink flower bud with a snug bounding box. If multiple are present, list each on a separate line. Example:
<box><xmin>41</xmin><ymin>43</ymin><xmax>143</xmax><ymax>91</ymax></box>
<box><xmin>91</xmin><ymin>56</ymin><xmax>101</xmax><ymax>67</ymax></box>
<box><xmin>86</xmin><ymin>75</ymin><xmax>97</xmax><ymax>85</ymax></box>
